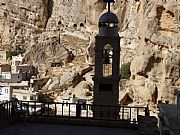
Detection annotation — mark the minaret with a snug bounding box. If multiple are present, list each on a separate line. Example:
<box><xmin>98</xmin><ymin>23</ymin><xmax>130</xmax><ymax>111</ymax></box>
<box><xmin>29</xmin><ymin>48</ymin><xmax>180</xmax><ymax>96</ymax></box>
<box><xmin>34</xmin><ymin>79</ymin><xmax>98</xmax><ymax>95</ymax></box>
<box><xmin>93</xmin><ymin>0</ymin><xmax>120</xmax><ymax>119</ymax></box>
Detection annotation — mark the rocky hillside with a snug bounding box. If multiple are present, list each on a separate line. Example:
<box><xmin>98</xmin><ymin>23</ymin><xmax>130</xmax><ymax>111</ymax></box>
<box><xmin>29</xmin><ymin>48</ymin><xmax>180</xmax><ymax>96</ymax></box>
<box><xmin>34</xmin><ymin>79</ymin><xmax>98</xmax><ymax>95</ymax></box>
<box><xmin>0</xmin><ymin>0</ymin><xmax>180</xmax><ymax>105</ymax></box>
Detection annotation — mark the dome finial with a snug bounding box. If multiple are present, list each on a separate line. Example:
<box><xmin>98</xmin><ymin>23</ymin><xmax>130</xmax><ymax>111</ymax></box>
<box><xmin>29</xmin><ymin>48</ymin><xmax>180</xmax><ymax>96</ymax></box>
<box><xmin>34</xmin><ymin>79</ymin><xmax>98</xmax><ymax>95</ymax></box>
<box><xmin>103</xmin><ymin>0</ymin><xmax>115</xmax><ymax>12</ymax></box>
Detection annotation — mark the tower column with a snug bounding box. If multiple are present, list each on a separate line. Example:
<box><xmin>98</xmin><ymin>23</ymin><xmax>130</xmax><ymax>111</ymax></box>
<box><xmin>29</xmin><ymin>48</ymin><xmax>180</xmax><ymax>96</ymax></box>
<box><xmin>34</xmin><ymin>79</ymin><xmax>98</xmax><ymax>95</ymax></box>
<box><xmin>93</xmin><ymin>0</ymin><xmax>120</xmax><ymax>120</ymax></box>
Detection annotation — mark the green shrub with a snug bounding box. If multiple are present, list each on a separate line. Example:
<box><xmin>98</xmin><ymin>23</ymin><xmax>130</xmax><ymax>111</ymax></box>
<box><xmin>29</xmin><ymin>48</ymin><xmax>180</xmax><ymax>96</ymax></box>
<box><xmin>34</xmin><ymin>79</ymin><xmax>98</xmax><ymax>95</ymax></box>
<box><xmin>120</xmin><ymin>62</ymin><xmax>131</xmax><ymax>79</ymax></box>
<box><xmin>6</xmin><ymin>49</ymin><xmax>26</xmax><ymax>59</ymax></box>
<box><xmin>6</xmin><ymin>51</ymin><xmax>15</xmax><ymax>59</ymax></box>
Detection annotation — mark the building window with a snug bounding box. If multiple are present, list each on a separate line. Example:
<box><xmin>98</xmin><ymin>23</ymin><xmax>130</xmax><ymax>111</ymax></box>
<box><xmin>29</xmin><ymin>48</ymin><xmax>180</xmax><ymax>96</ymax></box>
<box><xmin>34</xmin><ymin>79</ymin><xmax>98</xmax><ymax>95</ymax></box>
<box><xmin>5</xmin><ymin>89</ymin><xmax>8</xmax><ymax>93</ymax></box>
<box><xmin>30</xmin><ymin>95</ymin><xmax>36</xmax><ymax>100</ymax></box>
<box><xmin>109</xmin><ymin>23</ymin><xmax>114</xmax><ymax>27</ymax></box>
<box><xmin>23</xmin><ymin>96</ymin><xmax>27</xmax><ymax>100</ymax></box>
<box><xmin>30</xmin><ymin>96</ymin><xmax>33</xmax><ymax>100</ymax></box>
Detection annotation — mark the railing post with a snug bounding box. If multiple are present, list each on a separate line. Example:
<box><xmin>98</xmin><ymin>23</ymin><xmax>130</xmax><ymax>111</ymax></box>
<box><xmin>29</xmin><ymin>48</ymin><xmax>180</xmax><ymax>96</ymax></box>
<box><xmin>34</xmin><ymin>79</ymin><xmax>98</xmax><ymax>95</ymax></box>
<box><xmin>108</xmin><ymin>105</ymin><xmax>109</xmax><ymax>121</ymax></box>
<box><xmin>122</xmin><ymin>106</ymin><xmax>124</xmax><ymax>120</ymax></box>
<box><xmin>48</xmin><ymin>102</ymin><xmax>49</xmax><ymax>116</ymax></box>
<box><xmin>115</xmin><ymin>106</ymin><xmax>116</xmax><ymax>120</ymax></box>
<box><xmin>34</xmin><ymin>101</ymin><xmax>36</xmax><ymax>117</ymax></box>
<box><xmin>20</xmin><ymin>101</ymin><xmax>22</xmax><ymax>110</ymax></box>
<box><xmin>130</xmin><ymin>107</ymin><xmax>131</xmax><ymax>122</ymax></box>
<box><xmin>7</xmin><ymin>102</ymin><xmax>9</xmax><ymax>118</ymax></box>
<box><xmin>62</xmin><ymin>103</ymin><xmax>63</xmax><ymax>116</ymax></box>
<box><xmin>3</xmin><ymin>103</ymin><xmax>6</xmax><ymax>120</ymax></box>
<box><xmin>69</xmin><ymin>103</ymin><xmax>71</xmax><ymax>119</ymax></box>
<box><xmin>41</xmin><ymin>103</ymin><xmax>43</xmax><ymax>116</ymax></box>
<box><xmin>136</xmin><ymin>108</ymin><xmax>139</xmax><ymax>124</ymax></box>
<box><xmin>93</xmin><ymin>104</ymin><xmax>95</xmax><ymax>119</ymax></box>
<box><xmin>100</xmin><ymin>105</ymin><xmax>102</xmax><ymax>120</ymax></box>
<box><xmin>145</xmin><ymin>105</ymin><xmax>150</xmax><ymax>116</ymax></box>
<box><xmin>76</xmin><ymin>102</ymin><xmax>81</xmax><ymax>118</ymax></box>
<box><xmin>55</xmin><ymin>103</ymin><xmax>57</xmax><ymax>116</ymax></box>
<box><xmin>27</xmin><ymin>101</ymin><xmax>30</xmax><ymax>116</ymax></box>
<box><xmin>86</xmin><ymin>104</ymin><xmax>88</xmax><ymax>118</ymax></box>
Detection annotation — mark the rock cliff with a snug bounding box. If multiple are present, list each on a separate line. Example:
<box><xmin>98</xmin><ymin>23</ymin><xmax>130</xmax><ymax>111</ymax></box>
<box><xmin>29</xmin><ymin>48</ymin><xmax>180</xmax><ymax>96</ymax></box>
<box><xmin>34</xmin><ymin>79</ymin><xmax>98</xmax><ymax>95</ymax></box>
<box><xmin>0</xmin><ymin>0</ymin><xmax>180</xmax><ymax>105</ymax></box>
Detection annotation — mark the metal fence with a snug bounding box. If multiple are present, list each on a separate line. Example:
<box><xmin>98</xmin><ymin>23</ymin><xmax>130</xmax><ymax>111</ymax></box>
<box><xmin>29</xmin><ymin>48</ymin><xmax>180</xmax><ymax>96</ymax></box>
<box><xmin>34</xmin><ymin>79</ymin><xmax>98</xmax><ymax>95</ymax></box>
<box><xmin>0</xmin><ymin>101</ymin><xmax>12</xmax><ymax>124</ymax></box>
<box><xmin>0</xmin><ymin>101</ymin><xmax>147</xmax><ymax>126</ymax></box>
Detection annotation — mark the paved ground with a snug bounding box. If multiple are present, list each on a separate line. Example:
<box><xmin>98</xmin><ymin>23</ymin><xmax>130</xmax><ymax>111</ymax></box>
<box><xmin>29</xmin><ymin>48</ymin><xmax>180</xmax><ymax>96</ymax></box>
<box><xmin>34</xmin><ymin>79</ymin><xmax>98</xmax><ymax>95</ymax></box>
<box><xmin>0</xmin><ymin>123</ymin><xmax>137</xmax><ymax>135</ymax></box>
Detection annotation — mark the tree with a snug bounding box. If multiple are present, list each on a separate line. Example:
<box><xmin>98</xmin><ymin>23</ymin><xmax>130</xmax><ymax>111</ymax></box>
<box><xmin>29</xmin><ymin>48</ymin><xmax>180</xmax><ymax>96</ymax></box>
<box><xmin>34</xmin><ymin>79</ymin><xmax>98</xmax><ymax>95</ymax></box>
<box><xmin>120</xmin><ymin>62</ymin><xmax>131</xmax><ymax>79</ymax></box>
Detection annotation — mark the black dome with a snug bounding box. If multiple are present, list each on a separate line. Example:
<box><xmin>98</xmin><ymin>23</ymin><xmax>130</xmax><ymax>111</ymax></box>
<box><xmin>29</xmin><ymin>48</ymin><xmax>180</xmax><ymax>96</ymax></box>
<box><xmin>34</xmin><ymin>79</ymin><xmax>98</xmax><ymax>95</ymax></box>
<box><xmin>99</xmin><ymin>12</ymin><xmax>119</xmax><ymax>23</ymax></box>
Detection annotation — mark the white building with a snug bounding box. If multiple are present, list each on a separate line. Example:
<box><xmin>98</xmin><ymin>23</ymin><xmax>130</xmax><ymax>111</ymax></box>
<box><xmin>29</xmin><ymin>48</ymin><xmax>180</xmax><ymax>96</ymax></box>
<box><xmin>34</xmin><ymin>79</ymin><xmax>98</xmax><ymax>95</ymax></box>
<box><xmin>0</xmin><ymin>50</ymin><xmax>9</xmax><ymax>64</ymax></box>
<box><xmin>0</xmin><ymin>50</ymin><xmax>6</xmax><ymax>60</ymax></box>
<box><xmin>0</xmin><ymin>86</ymin><xmax>12</xmax><ymax>102</ymax></box>
<box><xmin>1</xmin><ymin>72</ymin><xmax>11</xmax><ymax>79</ymax></box>
<box><xmin>0</xmin><ymin>64</ymin><xmax>11</xmax><ymax>82</ymax></box>
<box><xmin>11</xmin><ymin>54</ymin><xmax>23</xmax><ymax>73</ymax></box>
<box><xmin>11</xmin><ymin>54</ymin><xmax>23</xmax><ymax>66</ymax></box>
<box><xmin>0</xmin><ymin>82</ymin><xmax>38</xmax><ymax>102</ymax></box>
<box><xmin>12</xmin><ymin>88</ymin><xmax>38</xmax><ymax>101</ymax></box>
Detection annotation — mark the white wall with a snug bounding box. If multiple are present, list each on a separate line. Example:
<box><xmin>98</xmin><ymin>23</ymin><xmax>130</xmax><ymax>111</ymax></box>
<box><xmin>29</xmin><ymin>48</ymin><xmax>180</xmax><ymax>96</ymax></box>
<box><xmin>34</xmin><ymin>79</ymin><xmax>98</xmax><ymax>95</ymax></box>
<box><xmin>12</xmin><ymin>89</ymin><xmax>37</xmax><ymax>101</ymax></box>
<box><xmin>12</xmin><ymin>54</ymin><xmax>23</xmax><ymax>62</ymax></box>
<box><xmin>11</xmin><ymin>54</ymin><xmax>23</xmax><ymax>73</ymax></box>
<box><xmin>0</xmin><ymin>86</ymin><xmax>11</xmax><ymax>102</ymax></box>
<box><xmin>0</xmin><ymin>51</ymin><xmax>6</xmax><ymax>60</ymax></box>
<box><xmin>1</xmin><ymin>72</ymin><xmax>11</xmax><ymax>79</ymax></box>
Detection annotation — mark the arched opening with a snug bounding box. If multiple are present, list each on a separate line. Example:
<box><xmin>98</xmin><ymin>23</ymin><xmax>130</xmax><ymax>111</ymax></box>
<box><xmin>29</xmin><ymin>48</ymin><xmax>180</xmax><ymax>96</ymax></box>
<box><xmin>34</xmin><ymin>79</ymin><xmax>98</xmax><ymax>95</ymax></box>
<box><xmin>109</xmin><ymin>23</ymin><xmax>114</xmax><ymax>27</ymax></box>
<box><xmin>103</xmin><ymin>44</ymin><xmax>113</xmax><ymax>77</ymax></box>
<box><xmin>99</xmin><ymin>22</ymin><xmax>118</xmax><ymax>28</ymax></box>
<box><xmin>73</xmin><ymin>24</ymin><xmax>77</xmax><ymax>28</ymax></box>
<box><xmin>80</xmin><ymin>23</ymin><xmax>84</xmax><ymax>27</ymax></box>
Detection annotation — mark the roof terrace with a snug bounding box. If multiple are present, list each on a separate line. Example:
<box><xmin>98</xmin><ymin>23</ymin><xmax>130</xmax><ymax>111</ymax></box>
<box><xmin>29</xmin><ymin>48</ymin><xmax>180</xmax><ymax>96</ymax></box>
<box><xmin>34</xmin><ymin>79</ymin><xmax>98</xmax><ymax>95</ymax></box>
<box><xmin>0</xmin><ymin>100</ymin><xmax>150</xmax><ymax>135</ymax></box>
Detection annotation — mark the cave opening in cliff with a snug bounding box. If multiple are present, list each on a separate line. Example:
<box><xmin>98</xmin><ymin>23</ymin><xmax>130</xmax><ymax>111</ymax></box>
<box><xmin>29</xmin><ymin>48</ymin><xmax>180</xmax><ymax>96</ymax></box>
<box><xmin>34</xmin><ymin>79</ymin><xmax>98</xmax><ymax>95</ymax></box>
<box><xmin>73</xmin><ymin>24</ymin><xmax>77</xmax><ymax>28</ymax></box>
<box><xmin>58</xmin><ymin>21</ymin><xmax>62</xmax><ymax>25</ymax></box>
<box><xmin>80</xmin><ymin>23</ymin><xmax>84</xmax><ymax>27</ymax></box>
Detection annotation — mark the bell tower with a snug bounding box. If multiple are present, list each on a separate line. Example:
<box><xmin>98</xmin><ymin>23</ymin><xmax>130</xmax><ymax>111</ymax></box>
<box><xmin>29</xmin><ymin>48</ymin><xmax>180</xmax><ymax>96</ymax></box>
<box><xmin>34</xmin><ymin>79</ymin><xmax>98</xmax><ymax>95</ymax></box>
<box><xmin>93</xmin><ymin>0</ymin><xmax>120</xmax><ymax>119</ymax></box>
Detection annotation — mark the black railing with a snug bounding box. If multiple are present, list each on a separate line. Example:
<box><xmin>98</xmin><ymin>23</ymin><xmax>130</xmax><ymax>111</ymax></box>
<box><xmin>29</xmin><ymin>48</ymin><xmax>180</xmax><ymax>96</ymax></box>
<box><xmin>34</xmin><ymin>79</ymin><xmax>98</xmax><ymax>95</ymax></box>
<box><xmin>21</xmin><ymin>101</ymin><xmax>146</xmax><ymax>123</ymax></box>
<box><xmin>0</xmin><ymin>101</ymin><xmax>147</xmax><ymax>127</ymax></box>
<box><xmin>0</xmin><ymin>101</ymin><xmax>12</xmax><ymax>125</ymax></box>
